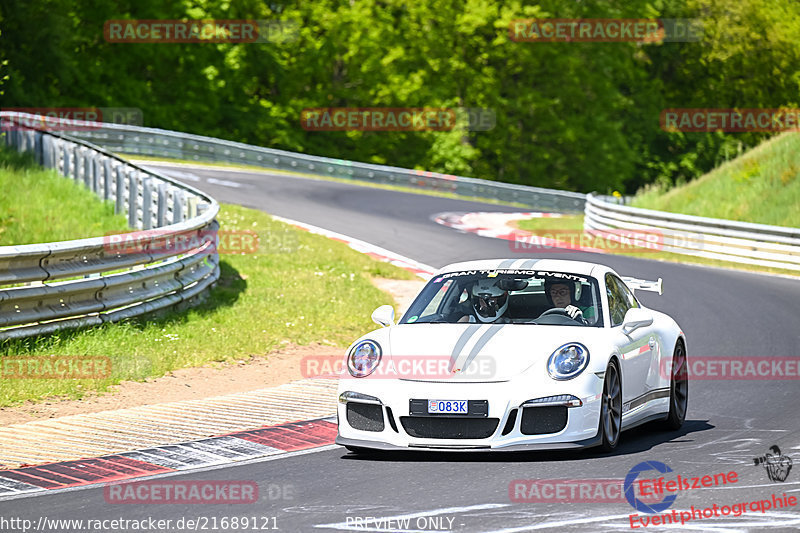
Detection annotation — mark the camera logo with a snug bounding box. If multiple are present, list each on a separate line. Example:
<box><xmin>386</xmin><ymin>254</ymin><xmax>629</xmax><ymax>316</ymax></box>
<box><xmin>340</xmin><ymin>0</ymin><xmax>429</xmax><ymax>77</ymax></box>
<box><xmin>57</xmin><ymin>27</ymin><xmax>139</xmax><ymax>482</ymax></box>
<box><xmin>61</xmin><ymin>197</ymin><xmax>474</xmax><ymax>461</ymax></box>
<box><xmin>753</xmin><ymin>445</ymin><xmax>793</xmax><ymax>482</ymax></box>
<box><xmin>623</xmin><ymin>461</ymin><xmax>677</xmax><ymax>514</ymax></box>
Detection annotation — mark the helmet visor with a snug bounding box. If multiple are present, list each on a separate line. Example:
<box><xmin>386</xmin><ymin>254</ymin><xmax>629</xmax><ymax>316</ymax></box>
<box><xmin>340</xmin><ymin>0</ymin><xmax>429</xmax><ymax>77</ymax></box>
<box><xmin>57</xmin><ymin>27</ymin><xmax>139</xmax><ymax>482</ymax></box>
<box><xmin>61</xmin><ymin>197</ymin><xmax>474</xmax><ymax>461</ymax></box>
<box><xmin>474</xmin><ymin>292</ymin><xmax>507</xmax><ymax>317</ymax></box>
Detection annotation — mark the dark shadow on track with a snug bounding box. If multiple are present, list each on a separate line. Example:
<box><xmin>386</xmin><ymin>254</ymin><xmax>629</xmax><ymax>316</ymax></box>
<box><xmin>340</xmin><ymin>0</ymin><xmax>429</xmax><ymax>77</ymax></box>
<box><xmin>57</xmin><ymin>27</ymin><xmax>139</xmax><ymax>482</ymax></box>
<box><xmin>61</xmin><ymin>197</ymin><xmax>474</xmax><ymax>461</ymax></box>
<box><xmin>338</xmin><ymin>419</ymin><xmax>714</xmax><ymax>463</ymax></box>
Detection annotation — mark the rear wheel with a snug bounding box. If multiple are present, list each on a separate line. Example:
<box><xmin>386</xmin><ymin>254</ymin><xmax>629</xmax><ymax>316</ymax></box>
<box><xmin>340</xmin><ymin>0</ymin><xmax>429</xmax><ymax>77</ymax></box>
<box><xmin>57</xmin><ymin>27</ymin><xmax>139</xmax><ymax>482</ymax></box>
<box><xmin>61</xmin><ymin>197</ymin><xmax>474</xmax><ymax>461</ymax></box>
<box><xmin>599</xmin><ymin>359</ymin><xmax>622</xmax><ymax>451</ymax></box>
<box><xmin>663</xmin><ymin>341</ymin><xmax>688</xmax><ymax>430</ymax></box>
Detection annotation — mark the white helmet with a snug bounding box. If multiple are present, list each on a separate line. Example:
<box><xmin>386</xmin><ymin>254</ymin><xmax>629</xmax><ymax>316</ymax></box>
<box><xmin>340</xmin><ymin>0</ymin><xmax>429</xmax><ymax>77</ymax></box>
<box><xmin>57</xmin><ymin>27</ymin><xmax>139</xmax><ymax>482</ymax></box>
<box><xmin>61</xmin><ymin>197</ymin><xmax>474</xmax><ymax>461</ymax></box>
<box><xmin>471</xmin><ymin>279</ymin><xmax>509</xmax><ymax>323</ymax></box>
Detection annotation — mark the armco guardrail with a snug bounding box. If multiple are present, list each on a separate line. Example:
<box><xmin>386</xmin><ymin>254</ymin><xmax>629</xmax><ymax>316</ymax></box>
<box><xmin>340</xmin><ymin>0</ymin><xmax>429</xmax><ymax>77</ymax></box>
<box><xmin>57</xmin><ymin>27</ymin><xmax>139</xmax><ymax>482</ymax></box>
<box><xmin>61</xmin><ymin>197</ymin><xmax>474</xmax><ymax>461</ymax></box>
<box><xmin>0</xmin><ymin>112</ymin><xmax>220</xmax><ymax>341</ymax></box>
<box><xmin>584</xmin><ymin>193</ymin><xmax>800</xmax><ymax>271</ymax></box>
<box><xmin>67</xmin><ymin>122</ymin><xmax>586</xmax><ymax>213</ymax></box>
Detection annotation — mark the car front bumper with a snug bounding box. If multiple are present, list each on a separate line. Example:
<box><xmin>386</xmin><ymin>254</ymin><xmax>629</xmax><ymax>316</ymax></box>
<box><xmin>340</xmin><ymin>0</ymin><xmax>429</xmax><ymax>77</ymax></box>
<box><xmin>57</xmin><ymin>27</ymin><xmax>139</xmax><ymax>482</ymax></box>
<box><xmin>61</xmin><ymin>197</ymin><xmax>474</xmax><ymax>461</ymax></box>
<box><xmin>335</xmin><ymin>375</ymin><xmax>606</xmax><ymax>451</ymax></box>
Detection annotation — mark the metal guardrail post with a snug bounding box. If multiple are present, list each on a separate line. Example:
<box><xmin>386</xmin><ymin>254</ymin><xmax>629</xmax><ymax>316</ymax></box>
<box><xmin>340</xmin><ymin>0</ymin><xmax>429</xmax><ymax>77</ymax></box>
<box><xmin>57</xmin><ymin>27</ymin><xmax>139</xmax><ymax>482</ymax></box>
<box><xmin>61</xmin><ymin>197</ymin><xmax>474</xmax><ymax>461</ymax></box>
<box><xmin>85</xmin><ymin>151</ymin><xmax>92</xmax><ymax>189</ymax></box>
<box><xmin>74</xmin><ymin>145</ymin><xmax>82</xmax><ymax>182</ymax></box>
<box><xmin>142</xmin><ymin>177</ymin><xmax>153</xmax><ymax>230</ymax></box>
<box><xmin>41</xmin><ymin>134</ymin><xmax>52</xmax><ymax>168</ymax></box>
<box><xmin>173</xmin><ymin>190</ymin><xmax>185</xmax><ymax>223</ymax></box>
<box><xmin>33</xmin><ymin>131</ymin><xmax>43</xmax><ymax>165</ymax></box>
<box><xmin>157</xmin><ymin>182</ymin><xmax>168</xmax><ymax>227</ymax></box>
<box><xmin>103</xmin><ymin>159</ymin><xmax>112</xmax><ymax>200</ymax></box>
<box><xmin>127</xmin><ymin>168</ymin><xmax>139</xmax><ymax>228</ymax></box>
<box><xmin>63</xmin><ymin>144</ymin><xmax>72</xmax><ymax>178</ymax></box>
<box><xmin>115</xmin><ymin>164</ymin><xmax>125</xmax><ymax>215</ymax></box>
<box><xmin>187</xmin><ymin>196</ymin><xmax>198</xmax><ymax>219</ymax></box>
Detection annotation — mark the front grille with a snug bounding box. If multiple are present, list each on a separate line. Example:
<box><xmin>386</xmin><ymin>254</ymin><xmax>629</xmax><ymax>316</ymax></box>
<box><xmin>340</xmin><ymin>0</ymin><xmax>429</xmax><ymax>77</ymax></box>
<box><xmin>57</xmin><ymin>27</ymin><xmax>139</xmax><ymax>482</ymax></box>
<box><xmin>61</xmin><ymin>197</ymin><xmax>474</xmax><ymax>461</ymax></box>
<box><xmin>400</xmin><ymin>417</ymin><xmax>499</xmax><ymax>439</ymax></box>
<box><xmin>346</xmin><ymin>403</ymin><xmax>385</xmax><ymax>432</ymax></box>
<box><xmin>520</xmin><ymin>406</ymin><xmax>567</xmax><ymax>435</ymax></box>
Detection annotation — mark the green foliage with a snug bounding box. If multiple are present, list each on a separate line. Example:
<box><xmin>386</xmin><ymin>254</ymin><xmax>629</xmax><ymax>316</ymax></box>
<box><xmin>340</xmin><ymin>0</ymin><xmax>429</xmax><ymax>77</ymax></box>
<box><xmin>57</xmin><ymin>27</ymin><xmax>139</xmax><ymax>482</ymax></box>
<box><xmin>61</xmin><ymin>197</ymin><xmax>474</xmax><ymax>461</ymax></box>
<box><xmin>633</xmin><ymin>132</ymin><xmax>800</xmax><ymax>227</ymax></box>
<box><xmin>0</xmin><ymin>146</ymin><xmax>129</xmax><ymax>245</ymax></box>
<box><xmin>1</xmin><ymin>0</ymin><xmax>798</xmax><ymax>194</ymax></box>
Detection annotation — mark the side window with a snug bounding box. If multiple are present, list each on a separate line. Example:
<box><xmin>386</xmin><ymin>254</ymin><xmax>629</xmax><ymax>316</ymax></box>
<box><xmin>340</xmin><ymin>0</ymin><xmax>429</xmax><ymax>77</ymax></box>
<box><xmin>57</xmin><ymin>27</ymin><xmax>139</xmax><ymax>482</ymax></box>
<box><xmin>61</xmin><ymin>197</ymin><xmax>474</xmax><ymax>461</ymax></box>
<box><xmin>421</xmin><ymin>279</ymin><xmax>453</xmax><ymax>318</ymax></box>
<box><xmin>616</xmin><ymin>277</ymin><xmax>639</xmax><ymax>311</ymax></box>
<box><xmin>606</xmin><ymin>274</ymin><xmax>636</xmax><ymax>327</ymax></box>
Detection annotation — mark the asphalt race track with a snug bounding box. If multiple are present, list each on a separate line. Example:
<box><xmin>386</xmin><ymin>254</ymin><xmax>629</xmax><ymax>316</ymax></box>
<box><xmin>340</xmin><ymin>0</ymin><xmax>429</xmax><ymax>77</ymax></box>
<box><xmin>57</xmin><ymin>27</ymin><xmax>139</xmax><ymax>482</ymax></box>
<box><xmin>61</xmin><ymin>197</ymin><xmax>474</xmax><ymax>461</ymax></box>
<box><xmin>3</xmin><ymin>165</ymin><xmax>799</xmax><ymax>532</ymax></box>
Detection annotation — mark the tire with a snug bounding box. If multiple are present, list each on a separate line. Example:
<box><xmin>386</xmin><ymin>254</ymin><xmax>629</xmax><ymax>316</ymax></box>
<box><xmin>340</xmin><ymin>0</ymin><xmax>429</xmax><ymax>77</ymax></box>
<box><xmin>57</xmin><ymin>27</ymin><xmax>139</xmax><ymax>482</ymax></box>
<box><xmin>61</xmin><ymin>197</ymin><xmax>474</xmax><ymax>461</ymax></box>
<box><xmin>598</xmin><ymin>359</ymin><xmax>623</xmax><ymax>452</ymax></box>
<box><xmin>663</xmin><ymin>340</ymin><xmax>688</xmax><ymax>430</ymax></box>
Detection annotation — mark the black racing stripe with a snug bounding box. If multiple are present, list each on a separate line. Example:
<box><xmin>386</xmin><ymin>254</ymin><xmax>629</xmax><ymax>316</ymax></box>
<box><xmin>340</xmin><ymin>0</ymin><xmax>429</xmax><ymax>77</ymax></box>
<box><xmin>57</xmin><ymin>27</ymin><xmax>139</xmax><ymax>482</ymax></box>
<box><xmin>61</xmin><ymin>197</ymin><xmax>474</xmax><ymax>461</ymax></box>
<box><xmin>623</xmin><ymin>388</ymin><xmax>671</xmax><ymax>413</ymax></box>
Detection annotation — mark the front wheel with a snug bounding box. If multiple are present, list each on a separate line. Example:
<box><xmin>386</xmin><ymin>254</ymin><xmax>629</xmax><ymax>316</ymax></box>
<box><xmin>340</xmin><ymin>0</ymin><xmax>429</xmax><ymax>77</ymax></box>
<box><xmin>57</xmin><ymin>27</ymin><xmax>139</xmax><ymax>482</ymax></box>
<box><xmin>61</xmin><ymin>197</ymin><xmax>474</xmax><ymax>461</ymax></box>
<box><xmin>663</xmin><ymin>341</ymin><xmax>688</xmax><ymax>430</ymax></box>
<box><xmin>598</xmin><ymin>359</ymin><xmax>622</xmax><ymax>451</ymax></box>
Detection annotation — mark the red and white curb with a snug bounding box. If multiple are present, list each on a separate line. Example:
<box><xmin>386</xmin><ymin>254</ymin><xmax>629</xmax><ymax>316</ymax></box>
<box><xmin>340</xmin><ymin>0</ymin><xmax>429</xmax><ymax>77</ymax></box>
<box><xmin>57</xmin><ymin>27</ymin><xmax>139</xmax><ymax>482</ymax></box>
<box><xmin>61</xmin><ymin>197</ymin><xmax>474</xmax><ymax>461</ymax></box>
<box><xmin>434</xmin><ymin>211</ymin><xmax>610</xmax><ymax>254</ymax></box>
<box><xmin>0</xmin><ymin>417</ymin><xmax>338</xmax><ymax>499</ymax></box>
<box><xmin>434</xmin><ymin>211</ymin><xmax>562</xmax><ymax>239</ymax></box>
<box><xmin>273</xmin><ymin>215</ymin><xmax>437</xmax><ymax>279</ymax></box>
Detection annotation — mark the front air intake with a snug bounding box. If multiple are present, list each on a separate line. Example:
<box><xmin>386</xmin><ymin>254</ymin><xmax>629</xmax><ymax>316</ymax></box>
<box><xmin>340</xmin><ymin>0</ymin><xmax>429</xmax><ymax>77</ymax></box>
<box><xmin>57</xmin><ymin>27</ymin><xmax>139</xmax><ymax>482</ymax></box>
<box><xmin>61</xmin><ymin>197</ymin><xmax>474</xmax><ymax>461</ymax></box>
<box><xmin>346</xmin><ymin>402</ymin><xmax>385</xmax><ymax>432</ymax></box>
<box><xmin>400</xmin><ymin>417</ymin><xmax>499</xmax><ymax>439</ymax></box>
<box><xmin>520</xmin><ymin>406</ymin><xmax>567</xmax><ymax>435</ymax></box>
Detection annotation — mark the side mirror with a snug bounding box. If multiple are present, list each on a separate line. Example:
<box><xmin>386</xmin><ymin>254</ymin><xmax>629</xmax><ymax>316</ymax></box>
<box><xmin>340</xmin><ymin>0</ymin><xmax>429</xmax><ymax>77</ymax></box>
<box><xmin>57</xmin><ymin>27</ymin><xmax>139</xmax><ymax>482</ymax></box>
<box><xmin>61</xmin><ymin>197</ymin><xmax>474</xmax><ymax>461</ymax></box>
<box><xmin>622</xmin><ymin>308</ymin><xmax>653</xmax><ymax>335</ymax></box>
<box><xmin>371</xmin><ymin>305</ymin><xmax>395</xmax><ymax>327</ymax></box>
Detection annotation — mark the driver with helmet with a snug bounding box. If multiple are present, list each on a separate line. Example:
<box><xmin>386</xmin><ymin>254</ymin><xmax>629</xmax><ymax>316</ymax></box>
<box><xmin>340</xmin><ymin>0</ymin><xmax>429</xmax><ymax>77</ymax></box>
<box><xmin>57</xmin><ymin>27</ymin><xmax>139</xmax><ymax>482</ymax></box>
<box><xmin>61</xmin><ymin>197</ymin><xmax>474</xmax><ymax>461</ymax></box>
<box><xmin>452</xmin><ymin>278</ymin><xmax>514</xmax><ymax>324</ymax></box>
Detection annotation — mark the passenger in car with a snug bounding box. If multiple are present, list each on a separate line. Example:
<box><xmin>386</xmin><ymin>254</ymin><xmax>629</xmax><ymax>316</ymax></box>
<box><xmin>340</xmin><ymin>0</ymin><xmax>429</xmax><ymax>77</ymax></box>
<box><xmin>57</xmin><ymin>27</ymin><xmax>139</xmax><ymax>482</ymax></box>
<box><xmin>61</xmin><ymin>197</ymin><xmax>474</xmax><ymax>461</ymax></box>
<box><xmin>544</xmin><ymin>279</ymin><xmax>596</xmax><ymax>324</ymax></box>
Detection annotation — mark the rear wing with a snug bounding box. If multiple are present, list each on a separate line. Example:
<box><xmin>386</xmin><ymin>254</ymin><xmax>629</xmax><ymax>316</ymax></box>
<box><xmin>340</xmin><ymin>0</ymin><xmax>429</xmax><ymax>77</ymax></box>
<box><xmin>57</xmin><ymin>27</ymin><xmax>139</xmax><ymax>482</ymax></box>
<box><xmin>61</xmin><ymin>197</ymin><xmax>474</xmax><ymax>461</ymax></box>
<box><xmin>621</xmin><ymin>276</ymin><xmax>663</xmax><ymax>295</ymax></box>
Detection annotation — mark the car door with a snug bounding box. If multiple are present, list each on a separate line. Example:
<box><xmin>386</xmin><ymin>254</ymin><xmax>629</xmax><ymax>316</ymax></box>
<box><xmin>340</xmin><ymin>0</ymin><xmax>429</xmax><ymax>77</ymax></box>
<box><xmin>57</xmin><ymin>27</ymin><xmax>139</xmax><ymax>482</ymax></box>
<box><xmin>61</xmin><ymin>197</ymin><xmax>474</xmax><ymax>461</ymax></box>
<box><xmin>606</xmin><ymin>273</ymin><xmax>652</xmax><ymax>408</ymax></box>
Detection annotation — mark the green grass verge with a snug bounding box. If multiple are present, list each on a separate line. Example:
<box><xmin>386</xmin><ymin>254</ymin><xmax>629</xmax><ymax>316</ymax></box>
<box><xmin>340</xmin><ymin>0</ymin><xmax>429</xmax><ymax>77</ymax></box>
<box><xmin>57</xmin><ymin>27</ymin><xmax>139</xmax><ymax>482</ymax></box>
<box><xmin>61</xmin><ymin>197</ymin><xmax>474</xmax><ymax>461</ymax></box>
<box><xmin>631</xmin><ymin>132</ymin><xmax>800</xmax><ymax>227</ymax></box>
<box><xmin>124</xmin><ymin>154</ymin><xmax>530</xmax><ymax>209</ymax></box>
<box><xmin>0</xmin><ymin>158</ymin><xmax>415</xmax><ymax>406</ymax></box>
<box><xmin>0</xmin><ymin>148</ymin><xmax>129</xmax><ymax>244</ymax></box>
<box><xmin>516</xmin><ymin>215</ymin><xmax>799</xmax><ymax>277</ymax></box>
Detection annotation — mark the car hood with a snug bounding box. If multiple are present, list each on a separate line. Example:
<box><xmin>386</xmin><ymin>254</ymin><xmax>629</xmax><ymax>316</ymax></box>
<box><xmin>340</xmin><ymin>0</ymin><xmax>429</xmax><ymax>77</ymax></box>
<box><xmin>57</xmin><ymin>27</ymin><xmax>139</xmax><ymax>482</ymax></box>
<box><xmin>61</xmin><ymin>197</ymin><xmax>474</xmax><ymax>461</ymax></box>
<box><xmin>386</xmin><ymin>323</ymin><xmax>608</xmax><ymax>382</ymax></box>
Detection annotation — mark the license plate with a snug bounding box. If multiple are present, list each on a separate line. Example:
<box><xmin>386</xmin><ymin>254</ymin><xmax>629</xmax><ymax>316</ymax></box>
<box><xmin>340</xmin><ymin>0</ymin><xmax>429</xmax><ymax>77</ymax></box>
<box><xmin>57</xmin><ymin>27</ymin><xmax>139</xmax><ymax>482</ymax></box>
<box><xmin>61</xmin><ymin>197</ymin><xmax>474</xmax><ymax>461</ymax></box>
<box><xmin>427</xmin><ymin>399</ymin><xmax>468</xmax><ymax>414</ymax></box>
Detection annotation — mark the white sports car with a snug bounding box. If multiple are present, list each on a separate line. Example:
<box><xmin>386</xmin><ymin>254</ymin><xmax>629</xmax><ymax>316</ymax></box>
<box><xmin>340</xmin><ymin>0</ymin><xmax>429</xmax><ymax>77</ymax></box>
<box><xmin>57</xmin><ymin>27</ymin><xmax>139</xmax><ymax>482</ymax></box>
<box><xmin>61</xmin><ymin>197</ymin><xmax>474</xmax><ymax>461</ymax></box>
<box><xmin>335</xmin><ymin>259</ymin><xmax>688</xmax><ymax>452</ymax></box>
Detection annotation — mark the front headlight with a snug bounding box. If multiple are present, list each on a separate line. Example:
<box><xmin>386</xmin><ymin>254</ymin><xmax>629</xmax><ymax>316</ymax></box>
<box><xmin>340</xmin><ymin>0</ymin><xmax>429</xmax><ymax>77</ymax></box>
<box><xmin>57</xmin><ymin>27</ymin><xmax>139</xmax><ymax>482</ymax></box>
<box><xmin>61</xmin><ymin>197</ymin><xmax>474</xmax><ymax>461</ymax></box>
<box><xmin>347</xmin><ymin>340</ymin><xmax>382</xmax><ymax>377</ymax></box>
<box><xmin>547</xmin><ymin>343</ymin><xmax>589</xmax><ymax>380</ymax></box>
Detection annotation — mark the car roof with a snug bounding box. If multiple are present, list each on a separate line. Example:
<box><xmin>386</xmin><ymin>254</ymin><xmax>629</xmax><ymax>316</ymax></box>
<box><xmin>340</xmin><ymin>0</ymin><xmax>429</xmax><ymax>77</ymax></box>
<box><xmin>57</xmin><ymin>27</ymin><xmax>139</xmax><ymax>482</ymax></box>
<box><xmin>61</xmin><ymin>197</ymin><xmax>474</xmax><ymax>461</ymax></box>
<box><xmin>434</xmin><ymin>258</ymin><xmax>615</xmax><ymax>279</ymax></box>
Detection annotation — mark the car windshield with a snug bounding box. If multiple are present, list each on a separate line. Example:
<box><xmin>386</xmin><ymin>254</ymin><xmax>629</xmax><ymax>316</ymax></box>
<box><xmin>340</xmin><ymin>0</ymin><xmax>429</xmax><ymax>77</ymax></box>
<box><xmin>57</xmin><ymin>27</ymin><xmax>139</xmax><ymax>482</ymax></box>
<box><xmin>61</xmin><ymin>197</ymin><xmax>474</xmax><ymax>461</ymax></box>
<box><xmin>400</xmin><ymin>270</ymin><xmax>603</xmax><ymax>326</ymax></box>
